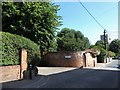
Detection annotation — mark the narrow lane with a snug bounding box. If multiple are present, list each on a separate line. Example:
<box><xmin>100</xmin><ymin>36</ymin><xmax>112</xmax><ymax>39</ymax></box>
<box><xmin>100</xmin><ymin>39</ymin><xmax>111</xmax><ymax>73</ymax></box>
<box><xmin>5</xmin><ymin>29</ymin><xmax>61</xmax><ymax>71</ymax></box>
<box><xmin>38</xmin><ymin>59</ymin><xmax>119</xmax><ymax>88</ymax></box>
<box><xmin>2</xmin><ymin>60</ymin><xmax>119</xmax><ymax>88</ymax></box>
<box><xmin>38</xmin><ymin>68</ymin><xmax>119</xmax><ymax>88</ymax></box>
<box><xmin>103</xmin><ymin>59</ymin><xmax>120</xmax><ymax>69</ymax></box>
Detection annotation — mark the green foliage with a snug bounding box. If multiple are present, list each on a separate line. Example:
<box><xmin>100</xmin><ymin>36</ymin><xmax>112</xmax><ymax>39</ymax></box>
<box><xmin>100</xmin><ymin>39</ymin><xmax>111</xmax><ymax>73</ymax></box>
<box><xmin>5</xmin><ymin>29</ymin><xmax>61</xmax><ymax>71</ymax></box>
<box><xmin>95</xmin><ymin>40</ymin><xmax>108</xmax><ymax>62</ymax></box>
<box><xmin>95</xmin><ymin>40</ymin><xmax>105</xmax><ymax>49</ymax></box>
<box><xmin>92</xmin><ymin>39</ymin><xmax>120</xmax><ymax>63</ymax></box>
<box><xmin>2</xmin><ymin>2</ymin><xmax>62</xmax><ymax>56</ymax></box>
<box><xmin>92</xmin><ymin>42</ymin><xmax>106</xmax><ymax>63</ymax></box>
<box><xmin>107</xmin><ymin>51</ymin><xmax>115</xmax><ymax>57</ymax></box>
<box><xmin>1</xmin><ymin>32</ymin><xmax>40</xmax><ymax>66</ymax></box>
<box><xmin>97</xmin><ymin>48</ymin><xmax>106</xmax><ymax>63</ymax></box>
<box><xmin>109</xmin><ymin>39</ymin><xmax>120</xmax><ymax>56</ymax></box>
<box><xmin>57</xmin><ymin>28</ymin><xmax>90</xmax><ymax>51</ymax></box>
<box><xmin>95</xmin><ymin>40</ymin><xmax>109</xmax><ymax>50</ymax></box>
<box><xmin>89</xmin><ymin>45</ymin><xmax>100</xmax><ymax>55</ymax></box>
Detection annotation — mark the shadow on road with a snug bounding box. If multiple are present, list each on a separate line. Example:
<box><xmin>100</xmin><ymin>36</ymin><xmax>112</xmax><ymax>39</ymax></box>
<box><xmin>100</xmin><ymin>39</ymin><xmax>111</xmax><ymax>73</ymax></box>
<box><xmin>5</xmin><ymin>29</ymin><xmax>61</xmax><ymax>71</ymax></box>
<box><xmin>1</xmin><ymin>67</ymin><xmax>120</xmax><ymax>89</ymax></box>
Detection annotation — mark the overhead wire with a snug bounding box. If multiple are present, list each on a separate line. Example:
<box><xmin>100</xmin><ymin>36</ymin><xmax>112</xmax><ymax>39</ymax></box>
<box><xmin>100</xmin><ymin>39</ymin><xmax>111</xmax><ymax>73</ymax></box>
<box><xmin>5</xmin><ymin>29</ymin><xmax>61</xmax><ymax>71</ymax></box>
<box><xmin>78</xmin><ymin>0</ymin><xmax>106</xmax><ymax>30</ymax></box>
<box><xmin>77</xmin><ymin>0</ymin><xmax>118</xmax><ymax>42</ymax></box>
<box><xmin>77</xmin><ymin>3</ymin><xmax>117</xmax><ymax>31</ymax></box>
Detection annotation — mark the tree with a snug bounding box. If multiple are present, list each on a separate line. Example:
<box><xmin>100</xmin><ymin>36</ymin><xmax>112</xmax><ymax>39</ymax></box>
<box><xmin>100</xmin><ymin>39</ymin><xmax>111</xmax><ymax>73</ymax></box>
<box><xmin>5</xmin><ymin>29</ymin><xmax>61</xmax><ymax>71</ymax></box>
<box><xmin>107</xmin><ymin>51</ymin><xmax>115</xmax><ymax>57</ymax></box>
<box><xmin>94</xmin><ymin>40</ymin><xmax>116</xmax><ymax>63</ymax></box>
<box><xmin>94</xmin><ymin>41</ymin><xmax>107</xmax><ymax>63</ymax></box>
<box><xmin>97</xmin><ymin>48</ymin><xmax>106</xmax><ymax>63</ymax></box>
<box><xmin>2</xmin><ymin>2</ymin><xmax>62</xmax><ymax>56</ymax></box>
<box><xmin>95</xmin><ymin>40</ymin><xmax>105</xmax><ymax>49</ymax></box>
<box><xmin>109</xmin><ymin>39</ymin><xmax>120</xmax><ymax>56</ymax></box>
<box><xmin>89</xmin><ymin>45</ymin><xmax>100</xmax><ymax>55</ymax></box>
<box><xmin>57</xmin><ymin>28</ymin><xmax>90</xmax><ymax>51</ymax></box>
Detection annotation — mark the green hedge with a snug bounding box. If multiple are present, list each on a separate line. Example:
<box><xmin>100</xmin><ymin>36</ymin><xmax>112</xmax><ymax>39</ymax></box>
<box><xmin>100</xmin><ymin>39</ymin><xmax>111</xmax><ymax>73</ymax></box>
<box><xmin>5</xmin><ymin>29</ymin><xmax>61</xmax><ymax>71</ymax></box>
<box><xmin>1</xmin><ymin>31</ymin><xmax>40</xmax><ymax>66</ymax></box>
<box><xmin>97</xmin><ymin>48</ymin><xmax>106</xmax><ymax>63</ymax></box>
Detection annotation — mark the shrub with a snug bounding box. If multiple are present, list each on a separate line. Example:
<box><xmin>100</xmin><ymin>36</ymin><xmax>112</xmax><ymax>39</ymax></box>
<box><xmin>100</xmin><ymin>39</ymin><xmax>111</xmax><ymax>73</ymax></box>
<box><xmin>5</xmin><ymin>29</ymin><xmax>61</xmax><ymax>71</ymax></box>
<box><xmin>107</xmin><ymin>51</ymin><xmax>115</xmax><ymax>57</ymax></box>
<box><xmin>1</xmin><ymin>31</ymin><xmax>40</xmax><ymax>66</ymax></box>
<box><xmin>97</xmin><ymin>48</ymin><xmax>106</xmax><ymax>63</ymax></box>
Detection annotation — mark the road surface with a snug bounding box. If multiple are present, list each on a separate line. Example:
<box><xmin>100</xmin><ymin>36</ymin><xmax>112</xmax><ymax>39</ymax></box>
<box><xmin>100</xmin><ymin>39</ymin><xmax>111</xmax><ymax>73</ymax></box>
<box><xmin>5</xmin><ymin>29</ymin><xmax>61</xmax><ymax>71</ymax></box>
<box><xmin>2</xmin><ymin>59</ymin><xmax>120</xmax><ymax>88</ymax></box>
<box><xmin>103</xmin><ymin>59</ymin><xmax>120</xmax><ymax>68</ymax></box>
<box><xmin>37</xmin><ymin>59</ymin><xmax>119</xmax><ymax>88</ymax></box>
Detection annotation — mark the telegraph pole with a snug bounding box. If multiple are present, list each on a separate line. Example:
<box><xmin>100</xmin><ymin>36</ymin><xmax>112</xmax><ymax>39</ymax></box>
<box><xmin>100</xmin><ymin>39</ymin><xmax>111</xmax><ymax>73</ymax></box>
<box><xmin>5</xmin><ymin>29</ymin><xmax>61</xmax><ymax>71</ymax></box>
<box><xmin>104</xmin><ymin>30</ymin><xmax>106</xmax><ymax>49</ymax></box>
<box><xmin>103</xmin><ymin>29</ymin><xmax>107</xmax><ymax>63</ymax></box>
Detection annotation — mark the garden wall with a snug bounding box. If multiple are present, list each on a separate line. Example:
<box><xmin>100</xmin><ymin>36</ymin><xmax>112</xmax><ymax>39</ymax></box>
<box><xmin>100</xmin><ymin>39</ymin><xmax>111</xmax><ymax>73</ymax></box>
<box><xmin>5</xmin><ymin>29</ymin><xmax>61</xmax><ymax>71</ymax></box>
<box><xmin>0</xmin><ymin>49</ymin><xmax>27</xmax><ymax>83</ymax></box>
<box><xmin>41</xmin><ymin>51</ymin><xmax>97</xmax><ymax>67</ymax></box>
<box><xmin>42</xmin><ymin>51</ymin><xmax>83</xmax><ymax>67</ymax></box>
<box><xmin>83</xmin><ymin>52</ymin><xmax>97</xmax><ymax>67</ymax></box>
<box><xmin>0</xmin><ymin>65</ymin><xmax>20</xmax><ymax>83</ymax></box>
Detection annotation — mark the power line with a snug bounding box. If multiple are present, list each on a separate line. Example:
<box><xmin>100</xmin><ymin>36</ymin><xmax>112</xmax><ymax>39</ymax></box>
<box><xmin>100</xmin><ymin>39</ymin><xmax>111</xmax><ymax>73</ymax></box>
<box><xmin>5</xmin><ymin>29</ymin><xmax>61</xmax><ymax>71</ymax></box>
<box><xmin>77</xmin><ymin>0</ymin><xmax>118</xmax><ymax>45</ymax></box>
<box><xmin>78</xmin><ymin>1</ymin><xmax>108</xmax><ymax>61</ymax></box>
<box><xmin>78</xmin><ymin>0</ymin><xmax>106</xmax><ymax>30</ymax></box>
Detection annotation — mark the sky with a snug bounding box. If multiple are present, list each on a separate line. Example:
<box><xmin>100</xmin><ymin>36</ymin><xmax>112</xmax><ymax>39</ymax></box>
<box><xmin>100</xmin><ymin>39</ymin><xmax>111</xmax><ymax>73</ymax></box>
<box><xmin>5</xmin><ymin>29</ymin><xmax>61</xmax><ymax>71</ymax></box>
<box><xmin>54</xmin><ymin>1</ymin><xmax>118</xmax><ymax>45</ymax></box>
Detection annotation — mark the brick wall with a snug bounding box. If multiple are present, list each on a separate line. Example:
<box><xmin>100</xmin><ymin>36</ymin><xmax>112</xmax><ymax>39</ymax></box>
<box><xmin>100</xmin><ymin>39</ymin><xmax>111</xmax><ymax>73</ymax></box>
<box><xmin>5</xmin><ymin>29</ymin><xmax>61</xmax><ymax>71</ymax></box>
<box><xmin>85</xmin><ymin>53</ymin><xmax>94</xmax><ymax>67</ymax></box>
<box><xmin>42</xmin><ymin>51</ymin><xmax>97</xmax><ymax>67</ymax></box>
<box><xmin>93</xmin><ymin>57</ymin><xmax>97</xmax><ymax>67</ymax></box>
<box><xmin>83</xmin><ymin>52</ymin><xmax>97</xmax><ymax>67</ymax></box>
<box><xmin>0</xmin><ymin>49</ymin><xmax>27</xmax><ymax>83</ymax></box>
<box><xmin>42</xmin><ymin>51</ymin><xmax>83</xmax><ymax>67</ymax></box>
<box><xmin>0</xmin><ymin>65</ymin><xmax>20</xmax><ymax>83</ymax></box>
<box><xmin>20</xmin><ymin>48</ymin><xmax>27</xmax><ymax>79</ymax></box>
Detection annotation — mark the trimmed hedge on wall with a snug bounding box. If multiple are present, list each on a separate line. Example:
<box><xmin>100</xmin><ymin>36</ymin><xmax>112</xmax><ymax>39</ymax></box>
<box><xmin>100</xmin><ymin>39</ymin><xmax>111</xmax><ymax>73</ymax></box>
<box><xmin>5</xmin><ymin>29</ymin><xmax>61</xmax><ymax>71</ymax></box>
<box><xmin>1</xmin><ymin>31</ymin><xmax>40</xmax><ymax>66</ymax></box>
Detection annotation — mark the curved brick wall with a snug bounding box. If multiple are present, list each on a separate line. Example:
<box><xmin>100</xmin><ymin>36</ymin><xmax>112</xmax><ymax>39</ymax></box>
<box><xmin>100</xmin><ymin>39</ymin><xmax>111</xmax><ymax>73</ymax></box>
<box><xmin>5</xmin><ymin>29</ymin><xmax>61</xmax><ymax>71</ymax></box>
<box><xmin>42</xmin><ymin>51</ymin><xmax>83</xmax><ymax>67</ymax></box>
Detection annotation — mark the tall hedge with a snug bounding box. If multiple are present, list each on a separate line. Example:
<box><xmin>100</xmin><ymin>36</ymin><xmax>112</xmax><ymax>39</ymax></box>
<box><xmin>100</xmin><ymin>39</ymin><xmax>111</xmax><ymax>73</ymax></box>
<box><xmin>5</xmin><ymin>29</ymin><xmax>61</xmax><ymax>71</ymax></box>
<box><xmin>1</xmin><ymin>31</ymin><xmax>40</xmax><ymax>66</ymax></box>
<box><xmin>97</xmin><ymin>48</ymin><xmax>106</xmax><ymax>63</ymax></box>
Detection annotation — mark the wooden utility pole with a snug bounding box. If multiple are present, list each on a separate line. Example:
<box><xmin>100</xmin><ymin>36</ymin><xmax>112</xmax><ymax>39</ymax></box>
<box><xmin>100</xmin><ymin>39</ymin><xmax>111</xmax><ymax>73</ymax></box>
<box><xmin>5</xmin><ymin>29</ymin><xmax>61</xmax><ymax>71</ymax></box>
<box><xmin>104</xmin><ymin>29</ymin><xmax>107</xmax><ymax>63</ymax></box>
<box><xmin>103</xmin><ymin>30</ymin><xmax>106</xmax><ymax>49</ymax></box>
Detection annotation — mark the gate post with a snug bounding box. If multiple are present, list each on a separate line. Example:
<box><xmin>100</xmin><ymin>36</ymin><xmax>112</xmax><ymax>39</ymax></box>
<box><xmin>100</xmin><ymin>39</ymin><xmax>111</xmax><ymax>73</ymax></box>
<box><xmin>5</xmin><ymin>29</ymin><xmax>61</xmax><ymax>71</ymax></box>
<box><xmin>20</xmin><ymin>48</ymin><xmax>27</xmax><ymax>79</ymax></box>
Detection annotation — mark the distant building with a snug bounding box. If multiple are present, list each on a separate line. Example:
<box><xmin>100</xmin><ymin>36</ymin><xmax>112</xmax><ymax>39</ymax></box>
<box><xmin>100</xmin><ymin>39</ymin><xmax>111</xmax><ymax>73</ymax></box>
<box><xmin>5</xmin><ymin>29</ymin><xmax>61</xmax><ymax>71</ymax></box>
<box><xmin>100</xmin><ymin>34</ymin><xmax>109</xmax><ymax>44</ymax></box>
<box><xmin>100</xmin><ymin>35</ymin><xmax>104</xmax><ymax>41</ymax></box>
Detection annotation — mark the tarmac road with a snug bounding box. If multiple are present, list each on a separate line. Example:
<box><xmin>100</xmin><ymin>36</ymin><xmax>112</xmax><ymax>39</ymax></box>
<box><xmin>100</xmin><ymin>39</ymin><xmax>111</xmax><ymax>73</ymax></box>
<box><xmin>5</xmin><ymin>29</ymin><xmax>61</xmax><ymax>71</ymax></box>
<box><xmin>103</xmin><ymin>59</ymin><xmax>120</xmax><ymax>68</ymax></box>
<box><xmin>36</xmin><ymin>59</ymin><xmax>120</xmax><ymax>88</ymax></box>
<box><xmin>37</xmin><ymin>69</ymin><xmax>119</xmax><ymax>88</ymax></box>
<box><xmin>2</xmin><ymin>59</ymin><xmax>120</xmax><ymax>88</ymax></box>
